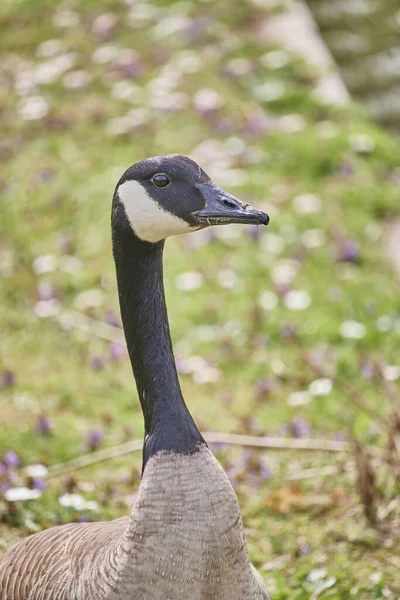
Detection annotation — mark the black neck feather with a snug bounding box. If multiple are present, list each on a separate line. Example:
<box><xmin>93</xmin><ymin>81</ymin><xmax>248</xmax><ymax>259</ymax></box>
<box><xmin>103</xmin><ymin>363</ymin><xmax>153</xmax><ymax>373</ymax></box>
<box><xmin>112</xmin><ymin>213</ymin><xmax>205</xmax><ymax>470</ymax></box>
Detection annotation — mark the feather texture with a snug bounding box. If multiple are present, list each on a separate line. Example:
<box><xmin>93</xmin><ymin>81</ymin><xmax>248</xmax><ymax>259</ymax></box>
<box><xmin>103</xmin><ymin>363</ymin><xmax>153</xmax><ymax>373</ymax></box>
<box><xmin>0</xmin><ymin>448</ymin><xmax>269</xmax><ymax>599</ymax></box>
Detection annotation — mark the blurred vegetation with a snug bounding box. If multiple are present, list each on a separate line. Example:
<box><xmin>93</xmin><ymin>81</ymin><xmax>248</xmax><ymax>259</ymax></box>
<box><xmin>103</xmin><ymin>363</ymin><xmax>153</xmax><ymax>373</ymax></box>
<box><xmin>307</xmin><ymin>0</ymin><xmax>400</xmax><ymax>129</ymax></box>
<box><xmin>1</xmin><ymin>0</ymin><xmax>400</xmax><ymax>597</ymax></box>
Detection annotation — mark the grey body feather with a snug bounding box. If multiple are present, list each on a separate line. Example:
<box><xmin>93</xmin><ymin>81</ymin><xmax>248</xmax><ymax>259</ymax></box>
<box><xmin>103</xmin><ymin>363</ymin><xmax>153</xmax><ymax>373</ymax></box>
<box><xmin>0</xmin><ymin>448</ymin><xmax>270</xmax><ymax>599</ymax></box>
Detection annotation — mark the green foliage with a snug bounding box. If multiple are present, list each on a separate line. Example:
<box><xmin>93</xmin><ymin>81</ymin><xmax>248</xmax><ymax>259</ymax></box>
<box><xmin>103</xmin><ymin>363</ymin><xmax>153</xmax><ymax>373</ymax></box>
<box><xmin>1</xmin><ymin>0</ymin><xmax>400</xmax><ymax>596</ymax></box>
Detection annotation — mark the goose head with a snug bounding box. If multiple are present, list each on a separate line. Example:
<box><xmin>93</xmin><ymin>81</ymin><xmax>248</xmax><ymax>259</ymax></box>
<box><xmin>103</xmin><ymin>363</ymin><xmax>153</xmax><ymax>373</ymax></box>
<box><xmin>113</xmin><ymin>154</ymin><xmax>269</xmax><ymax>243</ymax></box>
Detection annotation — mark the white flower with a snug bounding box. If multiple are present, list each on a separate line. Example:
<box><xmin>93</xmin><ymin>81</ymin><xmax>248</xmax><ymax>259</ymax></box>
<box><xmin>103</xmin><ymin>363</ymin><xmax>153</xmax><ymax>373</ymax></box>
<box><xmin>152</xmin><ymin>16</ymin><xmax>190</xmax><ymax>39</ymax></box>
<box><xmin>53</xmin><ymin>10</ymin><xmax>79</xmax><ymax>28</ymax></box>
<box><xmin>25</xmin><ymin>464</ymin><xmax>48</xmax><ymax>478</ymax></box>
<box><xmin>18</xmin><ymin>96</ymin><xmax>49</xmax><ymax>120</ymax></box>
<box><xmin>128</xmin><ymin>3</ymin><xmax>158</xmax><ymax>24</ymax></box>
<box><xmin>5</xmin><ymin>488</ymin><xmax>42</xmax><ymax>502</ymax></box>
<box><xmin>284</xmin><ymin>290</ymin><xmax>311</xmax><ymax>311</ymax></box>
<box><xmin>14</xmin><ymin>72</ymin><xmax>36</xmax><ymax>97</ymax></box>
<box><xmin>292</xmin><ymin>194</ymin><xmax>322</xmax><ymax>214</ymax></box>
<box><xmin>253</xmin><ymin>81</ymin><xmax>285</xmax><ymax>102</ymax></box>
<box><xmin>364</xmin><ymin>221</ymin><xmax>381</xmax><ymax>241</ymax></box>
<box><xmin>309</xmin><ymin>378</ymin><xmax>332</xmax><ymax>396</ymax></box>
<box><xmin>147</xmin><ymin>75</ymin><xmax>179</xmax><ymax>97</ymax></box>
<box><xmin>63</xmin><ymin>71</ymin><xmax>92</xmax><ymax>89</ymax></box>
<box><xmin>278</xmin><ymin>114</ymin><xmax>306</xmax><ymax>133</ymax></box>
<box><xmin>209</xmin><ymin>168</ymin><xmax>248</xmax><ymax>188</ymax></box>
<box><xmin>193</xmin><ymin>88</ymin><xmax>225</xmax><ymax>112</ymax></box>
<box><xmin>177</xmin><ymin>355</ymin><xmax>220</xmax><ymax>384</ymax></box>
<box><xmin>259</xmin><ymin>291</ymin><xmax>278</xmax><ymax>311</ymax></box>
<box><xmin>271</xmin><ymin>359</ymin><xmax>285</xmax><ymax>375</ymax></box>
<box><xmin>213</xmin><ymin>224</ymin><xmax>242</xmax><ymax>242</ymax></box>
<box><xmin>224</xmin><ymin>137</ymin><xmax>246</xmax><ymax>156</ymax></box>
<box><xmin>287</xmin><ymin>391</ymin><xmax>311</xmax><ymax>406</ymax></box>
<box><xmin>34</xmin><ymin>299</ymin><xmax>61</xmax><ymax>318</ymax></box>
<box><xmin>193</xmin><ymin>365</ymin><xmax>220</xmax><ymax>384</ymax></box>
<box><xmin>92</xmin><ymin>44</ymin><xmax>120</xmax><ymax>64</ymax></box>
<box><xmin>74</xmin><ymin>289</ymin><xmax>104</xmax><ymax>310</ymax></box>
<box><xmin>58</xmin><ymin>494</ymin><xmax>98</xmax><ymax>511</ymax></box>
<box><xmin>150</xmin><ymin>92</ymin><xmax>189</xmax><ymax>111</ymax></box>
<box><xmin>308</xmin><ymin>568</ymin><xmax>327</xmax><ymax>583</ymax></box>
<box><xmin>260</xmin><ymin>50</ymin><xmax>289</xmax><ymax>69</ymax></box>
<box><xmin>316</xmin><ymin>121</ymin><xmax>338</xmax><ymax>138</ymax></box>
<box><xmin>301</xmin><ymin>229</ymin><xmax>326</xmax><ymax>248</ymax></box>
<box><xmin>59</xmin><ymin>256</ymin><xmax>82</xmax><ymax>274</ymax></box>
<box><xmin>36</xmin><ymin>39</ymin><xmax>63</xmax><ymax>58</ymax></box>
<box><xmin>225</xmin><ymin>57</ymin><xmax>252</xmax><ymax>76</ymax></box>
<box><xmin>173</xmin><ymin>51</ymin><xmax>202</xmax><ymax>73</ymax></box>
<box><xmin>175</xmin><ymin>271</ymin><xmax>203</xmax><ymax>291</ymax></box>
<box><xmin>34</xmin><ymin>65</ymin><xmax>56</xmax><ymax>86</ymax></box>
<box><xmin>106</xmin><ymin>109</ymin><xmax>148</xmax><ymax>136</ymax></box>
<box><xmin>349</xmin><ymin>133</ymin><xmax>375</xmax><ymax>154</ymax></box>
<box><xmin>376</xmin><ymin>315</ymin><xmax>392</xmax><ymax>332</ymax></box>
<box><xmin>194</xmin><ymin>325</ymin><xmax>218</xmax><ymax>341</ymax></box>
<box><xmin>91</xmin><ymin>13</ymin><xmax>117</xmax><ymax>37</ymax></box>
<box><xmin>382</xmin><ymin>365</ymin><xmax>400</xmax><ymax>382</ymax></box>
<box><xmin>111</xmin><ymin>81</ymin><xmax>142</xmax><ymax>102</ymax></box>
<box><xmin>271</xmin><ymin>260</ymin><xmax>299</xmax><ymax>285</ymax></box>
<box><xmin>217</xmin><ymin>269</ymin><xmax>237</xmax><ymax>289</ymax></box>
<box><xmin>32</xmin><ymin>255</ymin><xmax>57</xmax><ymax>275</ymax></box>
<box><xmin>53</xmin><ymin>53</ymin><xmax>78</xmax><ymax>73</ymax></box>
<box><xmin>260</xmin><ymin>233</ymin><xmax>285</xmax><ymax>255</ymax></box>
<box><xmin>340</xmin><ymin>320</ymin><xmax>366</xmax><ymax>339</ymax></box>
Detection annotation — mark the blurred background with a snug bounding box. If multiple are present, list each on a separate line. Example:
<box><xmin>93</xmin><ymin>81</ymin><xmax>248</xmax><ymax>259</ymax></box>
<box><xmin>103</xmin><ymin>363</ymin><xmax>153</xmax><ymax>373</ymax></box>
<box><xmin>0</xmin><ymin>0</ymin><xmax>400</xmax><ymax>597</ymax></box>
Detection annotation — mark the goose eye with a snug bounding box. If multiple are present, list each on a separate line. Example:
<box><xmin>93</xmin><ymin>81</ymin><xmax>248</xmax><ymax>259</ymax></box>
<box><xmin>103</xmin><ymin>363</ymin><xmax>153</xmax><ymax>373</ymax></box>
<box><xmin>152</xmin><ymin>173</ymin><xmax>170</xmax><ymax>188</ymax></box>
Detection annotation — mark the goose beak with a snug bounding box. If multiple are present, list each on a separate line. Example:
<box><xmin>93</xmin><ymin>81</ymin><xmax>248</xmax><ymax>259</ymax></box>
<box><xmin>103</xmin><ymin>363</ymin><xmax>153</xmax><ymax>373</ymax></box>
<box><xmin>193</xmin><ymin>184</ymin><xmax>269</xmax><ymax>227</ymax></box>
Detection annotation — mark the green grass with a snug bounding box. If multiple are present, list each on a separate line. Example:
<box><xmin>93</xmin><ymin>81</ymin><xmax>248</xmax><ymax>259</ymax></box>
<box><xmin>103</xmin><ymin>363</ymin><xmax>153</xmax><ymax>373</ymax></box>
<box><xmin>1</xmin><ymin>0</ymin><xmax>400</xmax><ymax>597</ymax></box>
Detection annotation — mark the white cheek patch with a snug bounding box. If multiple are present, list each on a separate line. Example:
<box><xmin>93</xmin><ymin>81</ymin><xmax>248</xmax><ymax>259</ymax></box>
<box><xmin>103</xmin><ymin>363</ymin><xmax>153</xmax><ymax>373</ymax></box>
<box><xmin>117</xmin><ymin>180</ymin><xmax>198</xmax><ymax>243</ymax></box>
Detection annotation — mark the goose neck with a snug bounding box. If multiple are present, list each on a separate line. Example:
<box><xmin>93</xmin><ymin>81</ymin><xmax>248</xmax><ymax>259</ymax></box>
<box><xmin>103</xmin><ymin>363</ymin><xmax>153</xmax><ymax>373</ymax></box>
<box><xmin>112</xmin><ymin>230</ymin><xmax>204</xmax><ymax>468</ymax></box>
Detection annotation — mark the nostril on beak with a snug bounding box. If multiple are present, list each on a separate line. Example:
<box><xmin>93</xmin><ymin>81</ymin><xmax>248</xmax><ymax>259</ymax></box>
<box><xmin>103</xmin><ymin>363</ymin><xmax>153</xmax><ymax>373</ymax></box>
<box><xmin>222</xmin><ymin>199</ymin><xmax>237</xmax><ymax>209</ymax></box>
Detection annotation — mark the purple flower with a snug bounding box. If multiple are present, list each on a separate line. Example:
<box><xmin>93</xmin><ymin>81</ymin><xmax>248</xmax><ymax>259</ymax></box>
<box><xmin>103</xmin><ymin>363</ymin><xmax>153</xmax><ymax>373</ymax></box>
<box><xmin>183</xmin><ymin>17</ymin><xmax>209</xmax><ymax>42</ymax></box>
<box><xmin>3</xmin><ymin>451</ymin><xmax>20</xmax><ymax>468</ymax></box>
<box><xmin>208</xmin><ymin>442</ymin><xmax>229</xmax><ymax>453</ymax></box>
<box><xmin>77</xmin><ymin>515</ymin><xmax>90</xmax><ymax>523</ymax></box>
<box><xmin>361</xmin><ymin>361</ymin><xmax>375</xmax><ymax>379</ymax></box>
<box><xmin>0</xmin><ymin>463</ymin><xmax>9</xmax><ymax>476</ymax></box>
<box><xmin>109</xmin><ymin>342</ymin><xmax>126</xmax><ymax>360</ymax></box>
<box><xmin>297</xmin><ymin>543</ymin><xmax>310</xmax><ymax>555</ymax></box>
<box><xmin>57</xmin><ymin>233</ymin><xmax>74</xmax><ymax>254</ymax></box>
<box><xmin>89</xmin><ymin>356</ymin><xmax>105</xmax><ymax>370</ymax></box>
<box><xmin>244</xmin><ymin>109</ymin><xmax>275</xmax><ymax>137</ymax></box>
<box><xmin>85</xmin><ymin>429</ymin><xmax>104</xmax><ymax>452</ymax></box>
<box><xmin>337</xmin><ymin>162</ymin><xmax>353</xmax><ymax>178</ymax></box>
<box><xmin>0</xmin><ymin>483</ymin><xmax>11</xmax><ymax>494</ymax></box>
<box><xmin>34</xmin><ymin>169</ymin><xmax>54</xmax><ymax>185</ymax></box>
<box><xmin>336</xmin><ymin>239</ymin><xmax>360</xmax><ymax>264</ymax></box>
<box><xmin>259</xmin><ymin>459</ymin><xmax>271</xmax><ymax>480</ymax></box>
<box><xmin>247</xmin><ymin>225</ymin><xmax>263</xmax><ymax>241</ymax></box>
<box><xmin>36</xmin><ymin>281</ymin><xmax>56</xmax><ymax>301</ymax></box>
<box><xmin>2</xmin><ymin>370</ymin><xmax>15</xmax><ymax>388</ymax></box>
<box><xmin>281</xmin><ymin>323</ymin><xmax>297</xmax><ymax>339</ymax></box>
<box><xmin>220</xmin><ymin>60</ymin><xmax>254</xmax><ymax>79</ymax></box>
<box><xmin>254</xmin><ymin>379</ymin><xmax>276</xmax><ymax>403</ymax></box>
<box><xmin>213</xmin><ymin>116</ymin><xmax>235</xmax><ymax>134</ymax></box>
<box><xmin>290</xmin><ymin>418</ymin><xmax>311</xmax><ymax>439</ymax></box>
<box><xmin>104</xmin><ymin>308</ymin><xmax>120</xmax><ymax>328</ymax></box>
<box><xmin>32</xmin><ymin>479</ymin><xmax>46</xmax><ymax>491</ymax></box>
<box><xmin>91</xmin><ymin>12</ymin><xmax>118</xmax><ymax>41</ymax></box>
<box><xmin>36</xmin><ymin>414</ymin><xmax>52</xmax><ymax>436</ymax></box>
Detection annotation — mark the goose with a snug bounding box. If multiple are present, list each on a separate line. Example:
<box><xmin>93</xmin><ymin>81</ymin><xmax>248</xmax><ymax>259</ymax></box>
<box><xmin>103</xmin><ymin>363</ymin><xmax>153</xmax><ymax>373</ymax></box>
<box><xmin>0</xmin><ymin>154</ymin><xmax>271</xmax><ymax>600</ymax></box>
